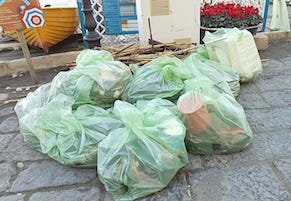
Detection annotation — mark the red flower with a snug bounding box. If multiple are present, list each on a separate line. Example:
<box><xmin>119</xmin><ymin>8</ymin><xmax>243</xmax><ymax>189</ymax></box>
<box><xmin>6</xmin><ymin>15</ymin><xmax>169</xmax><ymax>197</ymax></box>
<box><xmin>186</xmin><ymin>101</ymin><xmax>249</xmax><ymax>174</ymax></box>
<box><xmin>239</xmin><ymin>13</ymin><xmax>246</xmax><ymax>19</ymax></box>
<box><xmin>200</xmin><ymin>2</ymin><xmax>263</xmax><ymax>28</ymax></box>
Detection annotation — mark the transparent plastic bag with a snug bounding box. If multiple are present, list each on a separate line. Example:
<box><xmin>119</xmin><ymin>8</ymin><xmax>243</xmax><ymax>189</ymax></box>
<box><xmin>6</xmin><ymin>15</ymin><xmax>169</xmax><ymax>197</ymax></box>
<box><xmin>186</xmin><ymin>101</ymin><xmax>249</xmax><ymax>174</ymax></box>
<box><xmin>48</xmin><ymin>50</ymin><xmax>132</xmax><ymax>108</ymax></box>
<box><xmin>183</xmin><ymin>46</ymin><xmax>240</xmax><ymax>97</ymax></box>
<box><xmin>271</xmin><ymin>0</ymin><xmax>291</xmax><ymax>31</ymax></box>
<box><xmin>14</xmin><ymin>83</ymin><xmax>51</xmax><ymax>151</ymax></box>
<box><xmin>177</xmin><ymin>78</ymin><xmax>253</xmax><ymax>154</ymax></box>
<box><xmin>15</xmin><ymin>92</ymin><xmax>123</xmax><ymax>167</ymax></box>
<box><xmin>98</xmin><ymin>99</ymin><xmax>188</xmax><ymax>200</ymax></box>
<box><xmin>122</xmin><ymin>56</ymin><xmax>191</xmax><ymax>103</ymax></box>
<box><xmin>203</xmin><ymin>28</ymin><xmax>262</xmax><ymax>82</ymax></box>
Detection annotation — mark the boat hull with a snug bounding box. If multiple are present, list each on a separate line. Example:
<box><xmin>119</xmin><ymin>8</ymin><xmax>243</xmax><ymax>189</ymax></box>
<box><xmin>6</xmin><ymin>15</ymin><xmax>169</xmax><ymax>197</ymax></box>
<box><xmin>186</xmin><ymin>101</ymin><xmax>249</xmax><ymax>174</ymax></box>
<box><xmin>8</xmin><ymin>7</ymin><xmax>79</xmax><ymax>52</ymax></box>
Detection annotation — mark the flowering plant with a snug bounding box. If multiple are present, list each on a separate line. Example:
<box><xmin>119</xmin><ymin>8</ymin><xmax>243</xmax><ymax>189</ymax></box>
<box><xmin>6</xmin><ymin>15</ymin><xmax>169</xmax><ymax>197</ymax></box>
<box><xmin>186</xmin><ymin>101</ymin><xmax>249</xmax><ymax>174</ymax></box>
<box><xmin>200</xmin><ymin>3</ymin><xmax>263</xmax><ymax>28</ymax></box>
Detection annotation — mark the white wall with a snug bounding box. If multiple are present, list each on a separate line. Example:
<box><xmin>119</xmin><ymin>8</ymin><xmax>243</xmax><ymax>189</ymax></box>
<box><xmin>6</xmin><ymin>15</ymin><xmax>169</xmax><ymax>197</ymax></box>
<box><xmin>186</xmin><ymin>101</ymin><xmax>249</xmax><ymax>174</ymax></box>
<box><xmin>136</xmin><ymin>0</ymin><xmax>200</xmax><ymax>46</ymax></box>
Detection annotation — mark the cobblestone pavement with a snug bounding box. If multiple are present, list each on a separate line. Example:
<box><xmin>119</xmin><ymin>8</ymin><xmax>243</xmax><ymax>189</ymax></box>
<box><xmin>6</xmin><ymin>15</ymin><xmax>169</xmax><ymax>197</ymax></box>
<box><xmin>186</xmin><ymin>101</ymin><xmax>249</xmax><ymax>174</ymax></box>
<box><xmin>0</xmin><ymin>41</ymin><xmax>291</xmax><ymax>201</ymax></box>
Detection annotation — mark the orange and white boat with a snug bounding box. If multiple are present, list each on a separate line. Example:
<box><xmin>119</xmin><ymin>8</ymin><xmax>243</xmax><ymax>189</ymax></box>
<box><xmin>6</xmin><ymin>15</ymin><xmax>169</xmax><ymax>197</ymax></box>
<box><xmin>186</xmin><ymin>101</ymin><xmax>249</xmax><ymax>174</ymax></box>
<box><xmin>8</xmin><ymin>6</ymin><xmax>79</xmax><ymax>52</ymax></box>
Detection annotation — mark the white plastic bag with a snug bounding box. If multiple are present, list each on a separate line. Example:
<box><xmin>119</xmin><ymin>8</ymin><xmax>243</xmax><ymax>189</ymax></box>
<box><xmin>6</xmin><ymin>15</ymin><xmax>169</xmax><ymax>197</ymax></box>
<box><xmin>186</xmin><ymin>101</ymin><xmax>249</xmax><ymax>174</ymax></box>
<box><xmin>203</xmin><ymin>28</ymin><xmax>262</xmax><ymax>82</ymax></box>
<box><xmin>270</xmin><ymin>0</ymin><xmax>291</xmax><ymax>31</ymax></box>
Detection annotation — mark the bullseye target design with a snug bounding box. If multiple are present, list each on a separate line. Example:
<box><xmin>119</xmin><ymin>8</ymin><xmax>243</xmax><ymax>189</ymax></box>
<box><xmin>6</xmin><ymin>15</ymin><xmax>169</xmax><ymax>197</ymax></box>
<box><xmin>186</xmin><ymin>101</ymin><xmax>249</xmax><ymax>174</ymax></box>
<box><xmin>21</xmin><ymin>7</ymin><xmax>45</xmax><ymax>28</ymax></box>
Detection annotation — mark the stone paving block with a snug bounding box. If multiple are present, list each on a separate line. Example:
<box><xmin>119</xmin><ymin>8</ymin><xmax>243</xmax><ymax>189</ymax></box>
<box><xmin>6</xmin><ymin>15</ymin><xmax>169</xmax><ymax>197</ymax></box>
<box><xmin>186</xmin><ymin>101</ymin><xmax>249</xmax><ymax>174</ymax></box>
<box><xmin>103</xmin><ymin>193</ymin><xmax>113</xmax><ymax>201</ymax></box>
<box><xmin>255</xmin><ymin>75</ymin><xmax>291</xmax><ymax>92</ymax></box>
<box><xmin>237</xmin><ymin>93</ymin><xmax>270</xmax><ymax>109</ymax></box>
<box><xmin>246</xmin><ymin>108</ymin><xmax>291</xmax><ymax>132</ymax></box>
<box><xmin>202</xmin><ymin>133</ymin><xmax>273</xmax><ymax>168</ymax></box>
<box><xmin>0</xmin><ymin>115</ymin><xmax>19</xmax><ymax>133</ymax></box>
<box><xmin>0</xmin><ymin>93</ymin><xmax>9</xmax><ymax>101</ymax></box>
<box><xmin>10</xmin><ymin>160</ymin><xmax>97</xmax><ymax>192</ymax></box>
<box><xmin>182</xmin><ymin>154</ymin><xmax>203</xmax><ymax>171</ymax></box>
<box><xmin>274</xmin><ymin>158</ymin><xmax>291</xmax><ymax>185</ymax></box>
<box><xmin>238</xmin><ymin>82</ymin><xmax>259</xmax><ymax>95</ymax></box>
<box><xmin>139</xmin><ymin>173</ymin><xmax>191</xmax><ymax>201</ymax></box>
<box><xmin>189</xmin><ymin>164</ymin><xmax>290</xmax><ymax>201</ymax></box>
<box><xmin>281</xmin><ymin>56</ymin><xmax>291</xmax><ymax>66</ymax></box>
<box><xmin>261</xmin><ymin>90</ymin><xmax>291</xmax><ymax>107</ymax></box>
<box><xmin>0</xmin><ymin>134</ymin><xmax>49</xmax><ymax>161</ymax></box>
<box><xmin>104</xmin><ymin>173</ymin><xmax>191</xmax><ymax>201</ymax></box>
<box><xmin>0</xmin><ymin>105</ymin><xmax>14</xmax><ymax>117</ymax></box>
<box><xmin>262</xmin><ymin>62</ymin><xmax>291</xmax><ymax>76</ymax></box>
<box><xmin>104</xmin><ymin>193</ymin><xmax>114</xmax><ymax>201</ymax></box>
<box><xmin>262</xmin><ymin>59</ymin><xmax>285</xmax><ymax>67</ymax></box>
<box><xmin>0</xmin><ymin>163</ymin><xmax>17</xmax><ymax>192</ymax></box>
<box><xmin>0</xmin><ymin>134</ymin><xmax>14</xmax><ymax>150</ymax></box>
<box><xmin>268</xmin><ymin>131</ymin><xmax>291</xmax><ymax>157</ymax></box>
<box><xmin>28</xmin><ymin>186</ymin><xmax>100</xmax><ymax>201</ymax></box>
<box><xmin>0</xmin><ymin>194</ymin><xmax>25</xmax><ymax>201</ymax></box>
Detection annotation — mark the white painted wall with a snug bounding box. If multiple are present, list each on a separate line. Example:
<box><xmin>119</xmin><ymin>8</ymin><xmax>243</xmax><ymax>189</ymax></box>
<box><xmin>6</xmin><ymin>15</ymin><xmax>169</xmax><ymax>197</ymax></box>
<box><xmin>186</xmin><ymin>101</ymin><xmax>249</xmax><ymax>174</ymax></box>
<box><xmin>136</xmin><ymin>0</ymin><xmax>200</xmax><ymax>46</ymax></box>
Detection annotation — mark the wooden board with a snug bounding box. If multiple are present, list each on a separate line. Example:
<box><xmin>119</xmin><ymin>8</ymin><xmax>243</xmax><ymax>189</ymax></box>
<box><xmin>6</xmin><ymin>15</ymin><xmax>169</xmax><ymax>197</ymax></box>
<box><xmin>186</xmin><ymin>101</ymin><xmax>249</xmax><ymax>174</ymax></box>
<box><xmin>0</xmin><ymin>0</ymin><xmax>41</xmax><ymax>31</ymax></box>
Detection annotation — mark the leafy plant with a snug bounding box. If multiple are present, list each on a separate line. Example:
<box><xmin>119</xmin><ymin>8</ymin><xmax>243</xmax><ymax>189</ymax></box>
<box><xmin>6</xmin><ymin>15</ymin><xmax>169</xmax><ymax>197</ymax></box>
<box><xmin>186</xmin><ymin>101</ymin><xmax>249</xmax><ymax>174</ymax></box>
<box><xmin>200</xmin><ymin>3</ymin><xmax>263</xmax><ymax>28</ymax></box>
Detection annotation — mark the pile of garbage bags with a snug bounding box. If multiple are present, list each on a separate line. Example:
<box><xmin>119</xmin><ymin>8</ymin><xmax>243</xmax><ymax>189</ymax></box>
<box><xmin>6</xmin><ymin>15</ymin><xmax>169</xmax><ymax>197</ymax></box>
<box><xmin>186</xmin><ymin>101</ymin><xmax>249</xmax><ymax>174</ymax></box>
<box><xmin>15</xmin><ymin>28</ymin><xmax>261</xmax><ymax>200</ymax></box>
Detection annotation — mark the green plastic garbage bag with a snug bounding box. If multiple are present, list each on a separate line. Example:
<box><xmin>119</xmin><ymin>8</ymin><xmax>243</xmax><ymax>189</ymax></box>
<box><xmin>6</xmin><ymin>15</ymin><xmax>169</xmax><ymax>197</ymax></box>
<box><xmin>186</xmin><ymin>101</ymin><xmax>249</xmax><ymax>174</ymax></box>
<box><xmin>183</xmin><ymin>46</ymin><xmax>240</xmax><ymax>97</ymax></box>
<box><xmin>271</xmin><ymin>0</ymin><xmax>291</xmax><ymax>31</ymax></box>
<box><xmin>48</xmin><ymin>50</ymin><xmax>132</xmax><ymax>108</ymax></box>
<box><xmin>203</xmin><ymin>28</ymin><xmax>262</xmax><ymax>82</ymax></box>
<box><xmin>15</xmin><ymin>92</ymin><xmax>123</xmax><ymax>167</ymax></box>
<box><xmin>14</xmin><ymin>83</ymin><xmax>51</xmax><ymax>151</ymax></box>
<box><xmin>197</xmin><ymin>47</ymin><xmax>240</xmax><ymax>97</ymax></box>
<box><xmin>122</xmin><ymin>56</ymin><xmax>191</xmax><ymax>103</ymax></box>
<box><xmin>177</xmin><ymin>78</ymin><xmax>253</xmax><ymax>154</ymax></box>
<box><xmin>97</xmin><ymin>99</ymin><xmax>188</xmax><ymax>201</ymax></box>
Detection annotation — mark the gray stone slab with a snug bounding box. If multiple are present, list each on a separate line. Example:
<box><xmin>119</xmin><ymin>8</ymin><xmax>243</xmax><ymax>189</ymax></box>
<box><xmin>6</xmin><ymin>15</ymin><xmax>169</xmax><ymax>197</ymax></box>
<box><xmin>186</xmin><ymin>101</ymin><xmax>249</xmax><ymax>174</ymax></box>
<box><xmin>202</xmin><ymin>133</ymin><xmax>273</xmax><ymax>168</ymax></box>
<box><xmin>239</xmin><ymin>82</ymin><xmax>259</xmax><ymax>94</ymax></box>
<box><xmin>281</xmin><ymin>56</ymin><xmax>291</xmax><ymax>66</ymax></box>
<box><xmin>189</xmin><ymin>164</ymin><xmax>290</xmax><ymax>201</ymax></box>
<box><xmin>28</xmin><ymin>186</ymin><xmax>100</xmax><ymax>201</ymax></box>
<box><xmin>139</xmin><ymin>173</ymin><xmax>191</xmax><ymax>201</ymax></box>
<box><xmin>0</xmin><ymin>134</ymin><xmax>14</xmax><ymax>150</ymax></box>
<box><xmin>261</xmin><ymin>90</ymin><xmax>291</xmax><ymax>107</ymax></box>
<box><xmin>0</xmin><ymin>105</ymin><xmax>14</xmax><ymax>117</ymax></box>
<box><xmin>0</xmin><ymin>93</ymin><xmax>9</xmax><ymax>101</ymax></box>
<box><xmin>262</xmin><ymin>59</ymin><xmax>285</xmax><ymax>69</ymax></box>
<box><xmin>10</xmin><ymin>160</ymin><xmax>97</xmax><ymax>192</ymax></box>
<box><xmin>255</xmin><ymin>75</ymin><xmax>291</xmax><ymax>92</ymax></box>
<box><xmin>0</xmin><ymin>194</ymin><xmax>25</xmax><ymax>201</ymax></box>
<box><xmin>0</xmin><ymin>134</ymin><xmax>48</xmax><ymax>162</ymax></box>
<box><xmin>183</xmin><ymin>154</ymin><xmax>203</xmax><ymax>171</ymax></box>
<box><xmin>268</xmin><ymin>131</ymin><xmax>291</xmax><ymax>157</ymax></box>
<box><xmin>237</xmin><ymin>93</ymin><xmax>270</xmax><ymax>109</ymax></box>
<box><xmin>0</xmin><ymin>115</ymin><xmax>19</xmax><ymax>133</ymax></box>
<box><xmin>104</xmin><ymin>193</ymin><xmax>114</xmax><ymax>201</ymax></box>
<box><xmin>274</xmin><ymin>158</ymin><xmax>291</xmax><ymax>185</ymax></box>
<box><xmin>246</xmin><ymin>108</ymin><xmax>291</xmax><ymax>132</ymax></box>
<box><xmin>262</xmin><ymin>63</ymin><xmax>291</xmax><ymax>77</ymax></box>
<box><xmin>0</xmin><ymin>163</ymin><xmax>17</xmax><ymax>192</ymax></box>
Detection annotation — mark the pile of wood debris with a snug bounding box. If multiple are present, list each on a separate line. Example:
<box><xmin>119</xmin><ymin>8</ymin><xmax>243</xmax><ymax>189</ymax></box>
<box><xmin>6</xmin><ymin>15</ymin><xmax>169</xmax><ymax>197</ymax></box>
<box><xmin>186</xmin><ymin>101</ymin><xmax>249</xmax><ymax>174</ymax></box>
<box><xmin>94</xmin><ymin>42</ymin><xmax>197</xmax><ymax>65</ymax></box>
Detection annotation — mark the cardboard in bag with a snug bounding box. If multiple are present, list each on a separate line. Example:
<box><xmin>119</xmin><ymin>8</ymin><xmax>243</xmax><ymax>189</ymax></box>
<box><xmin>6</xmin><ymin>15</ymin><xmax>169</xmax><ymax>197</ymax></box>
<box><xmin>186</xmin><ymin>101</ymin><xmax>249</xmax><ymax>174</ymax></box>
<box><xmin>177</xmin><ymin>93</ymin><xmax>211</xmax><ymax>134</ymax></box>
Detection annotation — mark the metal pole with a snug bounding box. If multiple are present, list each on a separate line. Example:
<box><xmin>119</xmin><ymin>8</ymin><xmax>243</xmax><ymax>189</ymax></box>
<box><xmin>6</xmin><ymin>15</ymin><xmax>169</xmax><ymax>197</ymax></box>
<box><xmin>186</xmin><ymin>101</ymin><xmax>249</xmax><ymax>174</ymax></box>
<box><xmin>81</xmin><ymin>0</ymin><xmax>102</xmax><ymax>48</ymax></box>
<box><xmin>262</xmin><ymin>0</ymin><xmax>270</xmax><ymax>32</ymax></box>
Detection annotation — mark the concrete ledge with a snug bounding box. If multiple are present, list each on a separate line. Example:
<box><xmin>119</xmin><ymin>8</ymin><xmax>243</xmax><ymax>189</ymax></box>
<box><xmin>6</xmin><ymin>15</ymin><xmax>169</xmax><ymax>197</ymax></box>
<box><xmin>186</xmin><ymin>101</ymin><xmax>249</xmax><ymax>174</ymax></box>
<box><xmin>0</xmin><ymin>42</ymin><xmax>21</xmax><ymax>49</ymax></box>
<box><xmin>0</xmin><ymin>51</ymin><xmax>79</xmax><ymax>77</ymax></box>
<box><xmin>262</xmin><ymin>31</ymin><xmax>291</xmax><ymax>43</ymax></box>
